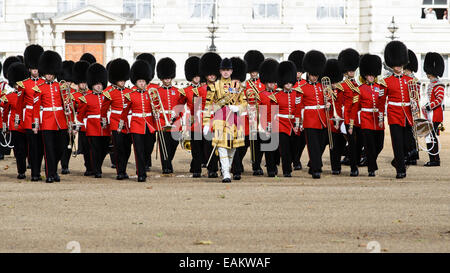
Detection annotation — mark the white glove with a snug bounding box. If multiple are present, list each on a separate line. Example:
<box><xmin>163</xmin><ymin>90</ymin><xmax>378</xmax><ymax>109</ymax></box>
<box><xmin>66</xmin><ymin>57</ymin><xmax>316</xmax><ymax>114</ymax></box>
<box><xmin>203</xmin><ymin>125</ymin><xmax>210</xmax><ymax>136</ymax></box>
<box><xmin>229</xmin><ymin>105</ymin><xmax>239</xmax><ymax>113</ymax></box>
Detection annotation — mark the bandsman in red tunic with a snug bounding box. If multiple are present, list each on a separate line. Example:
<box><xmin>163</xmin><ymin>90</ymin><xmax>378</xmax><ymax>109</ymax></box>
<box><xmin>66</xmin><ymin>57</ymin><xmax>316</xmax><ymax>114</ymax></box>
<box><xmin>298</xmin><ymin>50</ymin><xmax>329</xmax><ymax>179</ymax></box>
<box><xmin>383</xmin><ymin>41</ymin><xmax>415</xmax><ymax>179</ymax></box>
<box><xmin>258</xmin><ymin>58</ymin><xmax>279</xmax><ymax>177</ymax></box>
<box><xmin>123</xmin><ymin>60</ymin><xmax>156</xmax><ymax>182</ymax></box>
<box><xmin>352</xmin><ymin>54</ymin><xmax>387</xmax><ymax>177</ymax></box>
<box><xmin>78</xmin><ymin>63</ymin><xmax>110</xmax><ymax>178</ymax></box>
<box><xmin>34</xmin><ymin>51</ymin><xmax>67</xmax><ymax>183</ymax></box>
<box><xmin>336</xmin><ymin>48</ymin><xmax>363</xmax><ymax>177</ymax></box>
<box><xmin>422</xmin><ymin>52</ymin><xmax>445</xmax><ymax>167</ymax></box>
<box><xmin>322</xmin><ymin>59</ymin><xmax>346</xmax><ymax>175</ymax></box>
<box><xmin>273</xmin><ymin>61</ymin><xmax>302</xmax><ymax>178</ymax></box>
<box><xmin>232</xmin><ymin>50</ymin><xmax>266</xmax><ymax>179</ymax></box>
<box><xmin>288</xmin><ymin>50</ymin><xmax>307</xmax><ymax>171</ymax></box>
<box><xmin>101</xmin><ymin>59</ymin><xmax>133</xmax><ymax>180</ymax></box>
<box><xmin>1</xmin><ymin>63</ymin><xmax>29</xmax><ymax>179</ymax></box>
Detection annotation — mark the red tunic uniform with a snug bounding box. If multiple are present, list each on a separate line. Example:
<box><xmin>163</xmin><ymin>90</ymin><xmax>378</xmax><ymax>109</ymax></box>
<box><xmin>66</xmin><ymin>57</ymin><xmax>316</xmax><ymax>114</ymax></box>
<box><xmin>352</xmin><ymin>82</ymin><xmax>387</xmax><ymax>131</ymax></box>
<box><xmin>424</xmin><ymin>79</ymin><xmax>445</xmax><ymax>123</ymax></box>
<box><xmin>123</xmin><ymin>89</ymin><xmax>156</xmax><ymax>134</ymax></box>
<box><xmin>298</xmin><ymin>82</ymin><xmax>328</xmax><ymax>130</ymax></box>
<box><xmin>179</xmin><ymin>84</ymin><xmax>207</xmax><ymax>132</ymax></box>
<box><xmin>259</xmin><ymin>89</ymin><xmax>278</xmax><ymax>132</ymax></box>
<box><xmin>329</xmin><ymin>87</ymin><xmax>345</xmax><ymax>133</ymax></box>
<box><xmin>384</xmin><ymin>74</ymin><xmax>414</xmax><ymax>127</ymax></box>
<box><xmin>78</xmin><ymin>92</ymin><xmax>110</xmax><ymax>137</ymax></box>
<box><xmin>273</xmin><ymin>88</ymin><xmax>302</xmax><ymax>135</ymax></box>
<box><xmin>243</xmin><ymin>78</ymin><xmax>266</xmax><ymax>136</ymax></box>
<box><xmin>16</xmin><ymin>77</ymin><xmax>45</xmax><ymax>130</ymax></box>
<box><xmin>72</xmin><ymin>89</ymin><xmax>90</xmax><ymax>132</ymax></box>
<box><xmin>336</xmin><ymin>78</ymin><xmax>360</xmax><ymax>126</ymax></box>
<box><xmin>34</xmin><ymin>81</ymin><xmax>68</xmax><ymax>131</ymax></box>
<box><xmin>157</xmin><ymin>85</ymin><xmax>184</xmax><ymax>131</ymax></box>
<box><xmin>101</xmin><ymin>86</ymin><xmax>132</xmax><ymax>134</ymax></box>
<box><xmin>1</xmin><ymin>91</ymin><xmax>26</xmax><ymax>133</ymax></box>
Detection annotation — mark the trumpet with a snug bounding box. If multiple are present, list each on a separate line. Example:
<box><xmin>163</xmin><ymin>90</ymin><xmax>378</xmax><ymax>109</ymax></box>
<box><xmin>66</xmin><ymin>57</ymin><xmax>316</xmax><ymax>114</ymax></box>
<box><xmin>408</xmin><ymin>79</ymin><xmax>438</xmax><ymax>155</ymax></box>
<box><xmin>148</xmin><ymin>88</ymin><xmax>170</xmax><ymax>161</ymax></box>
<box><xmin>321</xmin><ymin>77</ymin><xmax>342</xmax><ymax>150</ymax></box>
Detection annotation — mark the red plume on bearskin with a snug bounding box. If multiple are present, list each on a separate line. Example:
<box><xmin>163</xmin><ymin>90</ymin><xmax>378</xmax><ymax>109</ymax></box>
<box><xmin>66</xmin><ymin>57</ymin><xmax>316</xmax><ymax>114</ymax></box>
<box><xmin>424</xmin><ymin>52</ymin><xmax>445</xmax><ymax>78</ymax></box>
<box><xmin>244</xmin><ymin>50</ymin><xmax>264</xmax><ymax>73</ymax></box>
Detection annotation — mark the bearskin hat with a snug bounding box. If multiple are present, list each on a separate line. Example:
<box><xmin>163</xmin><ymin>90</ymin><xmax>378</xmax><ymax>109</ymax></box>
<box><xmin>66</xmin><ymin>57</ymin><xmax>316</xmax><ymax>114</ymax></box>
<box><xmin>58</xmin><ymin>60</ymin><xmax>75</xmax><ymax>82</ymax></box>
<box><xmin>0</xmin><ymin>62</ymin><xmax>2</xmax><ymax>76</ymax></box>
<box><xmin>108</xmin><ymin>58</ymin><xmax>130</xmax><ymax>84</ymax></box>
<box><xmin>244</xmin><ymin>50</ymin><xmax>264</xmax><ymax>73</ymax></box>
<box><xmin>424</xmin><ymin>52</ymin><xmax>445</xmax><ymax>78</ymax></box>
<box><xmin>220</xmin><ymin>58</ymin><xmax>233</xmax><ymax>70</ymax></box>
<box><xmin>130</xmin><ymin>60</ymin><xmax>152</xmax><ymax>85</ymax></box>
<box><xmin>277</xmin><ymin>61</ymin><xmax>297</xmax><ymax>88</ymax></box>
<box><xmin>38</xmin><ymin>51</ymin><xmax>62</xmax><ymax>76</ymax></box>
<box><xmin>302</xmin><ymin>50</ymin><xmax>326</xmax><ymax>76</ymax></box>
<box><xmin>323</xmin><ymin>59</ymin><xmax>343</xmax><ymax>84</ymax></box>
<box><xmin>16</xmin><ymin>55</ymin><xmax>24</xmax><ymax>63</ymax></box>
<box><xmin>3</xmin><ymin>56</ymin><xmax>21</xmax><ymax>78</ymax></box>
<box><xmin>338</xmin><ymin>48</ymin><xmax>360</xmax><ymax>72</ymax></box>
<box><xmin>199</xmin><ymin>52</ymin><xmax>222</xmax><ymax>78</ymax></box>
<box><xmin>72</xmin><ymin>61</ymin><xmax>90</xmax><ymax>84</ymax></box>
<box><xmin>136</xmin><ymin>53</ymin><xmax>156</xmax><ymax>71</ymax></box>
<box><xmin>359</xmin><ymin>54</ymin><xmax>382</xmax><ymax>78</ymax></box>
<box><xmin>24</xmin><ymin>44</ymin><xmax>44</xmax><ymax>70</ymax></box>
<box><xmin>80</xmin><ymin>53</ymin><xmax>96</xmax><ymax>64</ymax></box>
<box><xmin>230</xmin><ymin>57</ymin><xmax>247</xmax><ymax>82</ymax></box>
<box><xmin>156</xmin><ymin>57</ymin><xmax>176</xmax><ymax>80</ymax></box>
<box><xmin>288</xmin><ymin>50</ymin><xmax>305</xmax><ymax>72</ymax></box>
<box><xmin>259</xmin><ymin>58</ymin><xmax>279</xmax><ymax>84</ymax></box>
<box><xmin>7</xmin><ymin>63</ymin><xmax>29</xmax><ymax>88</ymax></box>
<box><xmin>405</xmin><ymin>49</ymin><xmax>418</xmax><ymax>73</ymax></box>
<box><xmin>184</xmin><ymin>56</ymin><xmax>200</xmax><ymax>82</ymax></box>
<box><xmin>86</xmin><ymin>63</ymin><xmax>107</xmax><ymax>90</ymax></box>
<box><xmin>384</xmin><ymin>41</ymin><xmax>409</xmax><ymax>68</ymax></box>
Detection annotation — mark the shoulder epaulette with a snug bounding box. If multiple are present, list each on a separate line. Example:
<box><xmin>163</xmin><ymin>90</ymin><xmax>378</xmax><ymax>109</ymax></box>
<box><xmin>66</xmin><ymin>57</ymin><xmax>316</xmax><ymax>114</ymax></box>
<box><xmin>377</xmin><ymin>78</ymin><xmax>387</xmax><ymax>87</ymax></box>
<box><xmin>103</xmin><ymin>90</ymin><xmax>111</xmax><ymax>100</ymax></box>
<box><xmin>192</xmin><ymin>87</ymin><xmax>199</xmax><ymax>97</ymax></box>
<box><xmin>17</xmin><ymin>81</ymin><xmax>25</xmax><ymax>89</ymax></box>
<box><xmin>124</xmin><ymin>92</ymin><xmax>131</xmax><ymax>101</ymax></box>
<box><xmin>32</xmin><ymin>85</ymin><xmax>41</xmax><ymax>93</ymax></box>
<box><xmin>294</xmin><ymin>87</ymin><xmax>303</xmax><ymax>94</ymax></box>
<box><xmin>178</xmin><ymin>88</ymin><xmax>186</xmax><ymax>96</ymax></box>
<box><xmin>79</xmin><ymin>96</ymin><xmax>87</xmax><ymax>104</ymax></box>
<box><xmin>0</xmin><ymin>95</ymin><xmax>7</xmax><ymax>103</ymax></box>
<box><xmin>335</xmin><ymin>82</ymin><xmax>344</xmax><ymax>91</ymax></box>
<box><xmin>268</xmin><ymin>93</ymin><xmax>277</xmax><ymax>103</ymax></box>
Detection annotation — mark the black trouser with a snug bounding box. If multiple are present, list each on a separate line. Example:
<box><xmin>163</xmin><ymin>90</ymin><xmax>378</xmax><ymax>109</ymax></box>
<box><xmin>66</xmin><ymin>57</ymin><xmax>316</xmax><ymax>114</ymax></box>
<box><xmin>231</xmin><ymin>135</ymin><xmax>263</xmax><ymax>175</ymax></box>
<box><xmin>88</xmin><ymin>136</ymin><xmax>110</xmax><ymax>175</ymax></box>
<box><xmin>26</xmin><ymin>130</ymin><xmax>44</xmax><ymax>177</ymax></box>
<box><xmin>279</xmin><ymin>132</ymin><xmax>297</xmax><ymax>175</ymax></box>
<box><xmin>305</xmin><ymin>128</ymin><xmax>328</xmax><ymax>174</ymax></box>
<box><xmin>159</xmin><ymin>131</ymin><xmax>179</xmax><ymax>172</ymax></box>
<box><xmin>190</xmin><ymin>131</ymin><xmax>205</xmax><ymax>174</ymax></box>
<box><xmin>292</xmin><ymin>131</ymin><xmax>306</xmax><ymax>167</ymax></box>
<box><xmin>0</xmin><ymin>132</ymin><xmax>12</xmax><ymax>157</ymax></box>
<box><xmin>112</xmin><ymin>131</ymin><xmax>132</xmax><ymax>175</ymax></box>
<box><xmin>428</xmin><ymin>122</ymin><xmax>441</xmax><ymax>163</ymax></box>
<box><xmin>12</xmin><ymin>131</ymin><xmax>27</xmax><ymax>175</ymax></box>
<box><xmin>78</xmin><ymin>131</ymin><xmax>93</xmax><ymax>173</ymax></box>
<box><xmin>60</xmin><ymin>131</ymin><xmax>73</xmax><ymax>169</ymax></box>
<box><xmin>390</xmin><ymin>122</ymin><xmax>413</xmax><ymax>173</ymax></box>
<box><xmin>132</xmin><ymin>126</ymin><xmax>155</xmax><ymax>178</ymax></box>
<box><xmin>205</xmin><ymin>136</ymin><xmax>219</xmax><ymax>173</ymax></box>
<box><xmin>330</xmin><ymin>132</ymin><xmax>347</xmax><ymax>172</ymax></box>
<box><xmin>42</xmin><ymin>130</ymin><xmax>65</xmax><ymax>179</ymax></box>
<box><xmin>345</xmin><ymin>125</ymin><xmax>363</xmax><ymax>171</ymax></box>
<box><xmin>362</xmin><ymin>129</ymin><xmax>384</xmax><ymax>172</ymax></box>
<box><xmin>262</xmin><ymin>134</ymin><xmax>278</xmax><ymax>174</ymax></box>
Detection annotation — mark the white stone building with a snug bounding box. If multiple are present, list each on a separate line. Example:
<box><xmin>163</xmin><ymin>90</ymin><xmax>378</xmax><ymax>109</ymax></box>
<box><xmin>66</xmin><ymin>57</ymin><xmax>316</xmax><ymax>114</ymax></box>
<box><xmin>0</xmin><ymin>0</ymin><xmax>449</xmax><ymax>87</ymax></box>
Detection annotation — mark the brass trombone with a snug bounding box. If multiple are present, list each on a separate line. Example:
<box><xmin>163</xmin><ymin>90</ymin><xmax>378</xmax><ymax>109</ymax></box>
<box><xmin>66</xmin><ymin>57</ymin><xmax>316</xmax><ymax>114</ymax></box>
<box><xmin>321</xmin><ymin>77</ymin><xmax>343</xmax><ymax>150</ymax></box>
<box><xmin>148</xmin><ymin>87</ymin><xmax>170</xmax><ymax>161</ymax></box>
<box><xmin>60</xmin><ymin>80</ymin><xmax>82</xmax><ymax>157</ymax></box>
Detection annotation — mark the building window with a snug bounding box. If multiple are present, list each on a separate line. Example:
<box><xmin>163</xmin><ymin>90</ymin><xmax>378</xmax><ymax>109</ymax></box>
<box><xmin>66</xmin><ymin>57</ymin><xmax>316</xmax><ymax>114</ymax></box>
<box><xmin>188</xmin><ymin>0</ymin><xmax>216</xmax><ymax>19</ymax></box>
<box><xmin>421</xmin><ymin>0</ymin><xmax>449</xmax><ymax>20</ymax></box>
<box><xmin>316</xmin><ymin>0</ymin><xmax>345</xmax><ymax>22</ymax></box>
<box><xmin>421</xmin><ymin>54</ymin><xmax>449</xmax><ymax>79</ymax></box>
<box><xmin>57</xmin><ymin>0</ymin><xmax>87</xmax><ymax>13</ymax></box>
<box><xmin>123</xmin><ymin>0</ymin><xmax>152</xmax><ymax>19</ymax></box>
<box><xmin>252</xmin><ymin>0</ymin><xmax>281</xmax><ymax>20</ymax></box>
<box><xmin>0</xmin><ymin>0</ymin><xmax>4</xmax><ymax>20</ymax></box>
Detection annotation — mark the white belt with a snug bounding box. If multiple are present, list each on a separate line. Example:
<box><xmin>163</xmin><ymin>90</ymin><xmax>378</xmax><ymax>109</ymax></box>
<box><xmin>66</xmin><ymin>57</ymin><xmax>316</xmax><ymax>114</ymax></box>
<box><xmin>132</xmin><ymin>113</ymin><xmax>152</xmax><ymax>117</ymax></box>
<box><xmin>388</xmin><ymin>101</ymin><xmax>410</xmax><ymax>107</ymax></box>
<box><xmin>87</xmin><ymin>115</ymin><xmax>100</xmax><ymax>119</ymax></box>
<box><xmin>361</xmin><ymin>108</ymin><xmax>379</xmax><ymax>113</ymax></box>
<box><xmin>163</xmin><ymin>110</ymin><xmax>175</xmax><ymax>115</ymax></box>
<box><xmin>304</xmin><ymin>105</ymin><xmax>325</xmax><ymax>110</ymax></box>
<box><xmin>111</xmin><ymin>110</ymin><xmax>122</xmax><ymax>115</ymax></box>
<box><xmin>241</xmin><ymin>112</ymin><xmax>248</xmax><ymax>116</ymax></box>
<box><xmin>277</xmin><ymin>114</ymin><xmax>295</xmax><ymax>119</ymax></box>
<box><xmin>25</xmin><ymin>105</ymin><xmax>33</xmax><ymax>110</ymax></box>
<box><xmin>42</xmin><ymin>107</ymin><xmax>63</xmax><ymax>111</ymax></box>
